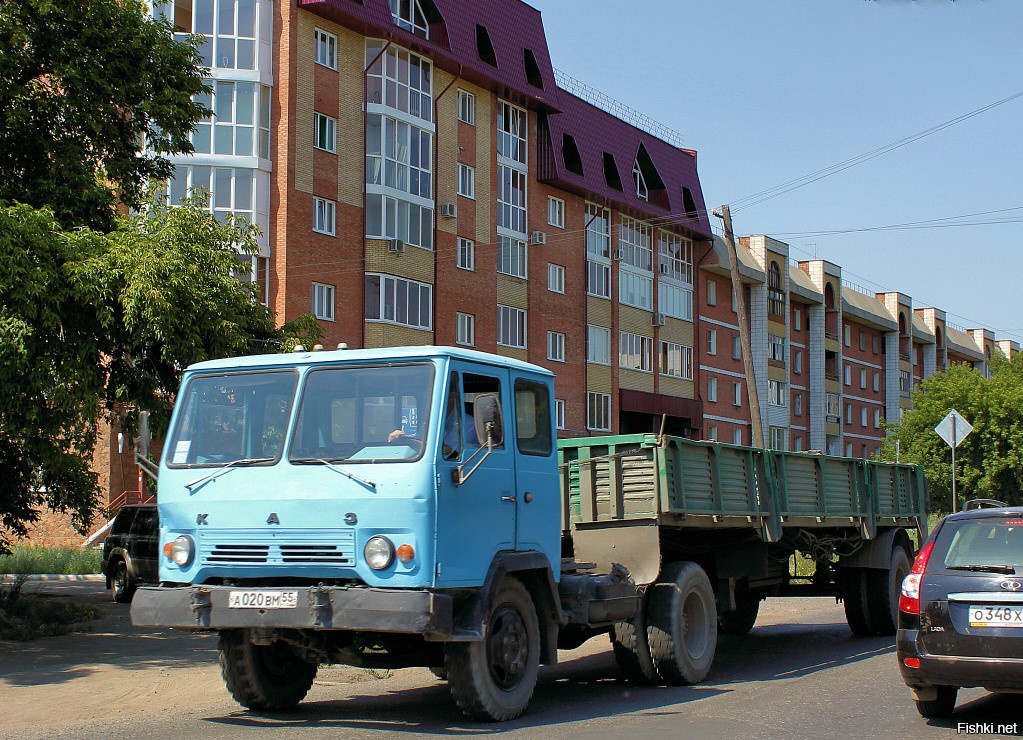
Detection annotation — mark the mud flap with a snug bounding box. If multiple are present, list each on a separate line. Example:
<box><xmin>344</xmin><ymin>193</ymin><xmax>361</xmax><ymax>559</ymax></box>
<box><xmin>571</xmin><ymin>518</ymin><xmax>661</xmax><ymax>586</ymax></box>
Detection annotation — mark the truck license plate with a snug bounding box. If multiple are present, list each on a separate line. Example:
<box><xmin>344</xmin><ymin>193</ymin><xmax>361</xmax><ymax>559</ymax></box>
<box><xmin>969</xmin><ymin>605</ymin><xmax>1023</xmax><ymax>627</ymax></box>
<box><xmin>228</xmin><ymin>590</ymin><xmax>299</xmax><ymax>609</ymax></box>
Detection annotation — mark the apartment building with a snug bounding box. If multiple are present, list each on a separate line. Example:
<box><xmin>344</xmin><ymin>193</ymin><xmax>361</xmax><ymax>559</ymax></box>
<box><xmin>698</xmin><ymin>235</ymin><xmax>1009</xmax><ymax>459</ymax></box>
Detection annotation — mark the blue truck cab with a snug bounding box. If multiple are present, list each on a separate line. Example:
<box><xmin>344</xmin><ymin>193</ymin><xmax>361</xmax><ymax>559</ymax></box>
<box><xmin>132</xmin><ymin>345</ymin><xmax>586</xmax><ymax>720</ymax></box>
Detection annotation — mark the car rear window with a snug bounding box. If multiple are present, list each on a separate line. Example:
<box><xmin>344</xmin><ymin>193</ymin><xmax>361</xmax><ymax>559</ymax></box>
<box><xmin>933</xmin><ymin>516</ymin><xmax>1023</xmax><ymax>570</ymax></box>
<box><xmin>111</xmin><ymin>510</ymin><xmax>136</xmax><ymax>535</ymax></box>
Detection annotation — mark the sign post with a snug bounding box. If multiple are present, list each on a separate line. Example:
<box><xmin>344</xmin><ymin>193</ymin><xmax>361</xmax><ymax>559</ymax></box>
<box><xmin>935</xmin><ymin>409</ymin><xmax>973</xmax><ymax>511</ymax></box>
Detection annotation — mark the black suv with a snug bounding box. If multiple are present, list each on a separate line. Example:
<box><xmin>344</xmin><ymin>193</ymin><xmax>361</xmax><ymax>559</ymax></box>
<box><xmin>897</xmin><ymin>500</ymin><xmax>1023</xmax><ymax>718</ymax></box>
<box><xmin>101</xmin><ymin>505</ymin><xmax>159</xmax><ymax>603</ymax></box>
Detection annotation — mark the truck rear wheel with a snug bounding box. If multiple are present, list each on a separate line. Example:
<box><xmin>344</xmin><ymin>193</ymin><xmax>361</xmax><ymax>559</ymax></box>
<box><xmin>609</xmin><ymin>586</ymin><xmax>658</xmax><ymax>684</ymax></box>
<box><xmin>718</xmin><ymin>593</ymin><xmax>760</xmax><ymax>636</ymax></box>
<box><xmin>843</xmin><ymin>569</ymin><xmax>875</xmax><ymax>636</ymax></box>
<box><xmin>868</xmin><ymin>545</ymin><xmax>912</xmax><ymax>636</ymax></box>
<box><xmin>444</xmin><ymin>578</ymin><xmax>540</xmax><ymax>721</ymax></box>
<box><xmin>219</xmin><ymin>629</ymin><xmax>318</xmax><ymax>711</ymax></box>
<box><xmin>646</xmin><ymin>561</ymin><xmax>717</xmax><ymax>685</ymax></box>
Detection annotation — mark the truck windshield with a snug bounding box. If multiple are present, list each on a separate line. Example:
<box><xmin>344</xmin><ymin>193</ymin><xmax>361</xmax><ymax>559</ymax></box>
<box><xmin>167</xmin><ymin>371</ymin><xmax>298</xmax><ymax>468</ymax></box>
<box><xmin>289</xmin><ymin>363</ymin><xmax>434</xmax><ymax>463</ymax></box>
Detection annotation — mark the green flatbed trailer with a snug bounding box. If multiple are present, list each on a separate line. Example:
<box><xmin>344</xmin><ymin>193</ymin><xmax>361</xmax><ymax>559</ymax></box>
<box><xmin>556</xmin><ymin>433</ymin><xmax>928</xmax><ymax>684</ymax></box>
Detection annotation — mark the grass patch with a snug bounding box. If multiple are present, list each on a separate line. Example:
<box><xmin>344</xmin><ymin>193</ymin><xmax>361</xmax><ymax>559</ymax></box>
<box><xmin>0</xmin><ymin>577</ymin><xmax>103</xmax><ymax>641</ymax></box>
<box><xmin>0</xmin><ymin>545</ymin><xmax>102</xmax><ymax>575</ymax></box>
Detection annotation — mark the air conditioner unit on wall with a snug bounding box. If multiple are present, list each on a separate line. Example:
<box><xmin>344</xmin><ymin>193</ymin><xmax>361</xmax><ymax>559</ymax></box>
<box><xmin>613</xmin><ymin>248</ymin><xmax>625</xmax><ymax>261</ymax></box>
<box><xmin>440</xmin><ymin>202</ymin><xmax>458</xmax><ymax>218</ymax></box>
<box><xmin>659</xmin><ymin>263</ymin><xmax>670</xmax><ymax>275</ymax></box>
<box><xmin>652</xmin><ymin>313</ymin><xmax>667</xmax><ymax>327</ymax></box>
<box><xmin>387</xmin><ymin>239</ymin><xmax>406</xmax><ymax>254</ymax></box>
<box><xmin>530</xmin><ymin>231</ymin><xmax>547</xmax><ymax>246</ymax></box>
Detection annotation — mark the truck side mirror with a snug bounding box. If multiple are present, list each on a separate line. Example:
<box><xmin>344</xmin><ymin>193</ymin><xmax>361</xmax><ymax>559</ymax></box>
<box><xmin>136</xmin><ymin>411</ymin><xmax>151</xmax><ymax>459</ymax></box>
<box><xmin>473</xmin><ymin>393</ymin><xmax>503</xmax><ymax>447</ymax></box>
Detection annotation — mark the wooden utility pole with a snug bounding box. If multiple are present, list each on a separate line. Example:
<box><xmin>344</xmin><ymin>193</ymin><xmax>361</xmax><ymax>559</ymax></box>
<box><xmin>716</xmin><ymin>205</ymin><xmax>764</xmax><ymax>448</ymax></box>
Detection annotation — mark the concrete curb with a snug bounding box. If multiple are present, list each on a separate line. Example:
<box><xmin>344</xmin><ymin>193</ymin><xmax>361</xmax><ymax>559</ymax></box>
<box><xmin>2</xmin><ymin>574</ymin><xmax>105</xmax><ymax>582</ymax></box>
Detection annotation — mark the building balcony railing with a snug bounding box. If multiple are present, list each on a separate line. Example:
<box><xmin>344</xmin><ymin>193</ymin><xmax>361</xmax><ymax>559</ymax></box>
<box><xmin>825</xmin><ymin>331</ymin><xmax>839</xmax><ymax>341</ymax></box>
<box><xmin>900</xmin><ymin>353</ymin><xmax>910</xmax><ymax>362</ymax></box>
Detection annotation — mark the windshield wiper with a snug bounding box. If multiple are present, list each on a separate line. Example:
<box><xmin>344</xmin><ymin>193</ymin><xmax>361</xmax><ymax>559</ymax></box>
<box><xmin>292</xmin><ymin>458</ymin><xmax>377</xmax><ymax>490</ymax></box>
<box><xmin>947</xmin><ymin>564</ymin><xmax>1017</xmax><ymax>575</ymax></box>
<box><xmin>184</xmin><ymin>457</ymin><xmax>274</xmax><ymax>491</ymax></box>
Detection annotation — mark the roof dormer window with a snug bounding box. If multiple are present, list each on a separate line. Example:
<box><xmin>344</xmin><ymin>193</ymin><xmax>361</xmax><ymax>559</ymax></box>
<box><xmin>633</xmin><ymin>160</ymin><xmax>648</xmax><ymax>201</ymax></box>
<box><xmin>390</xmin><ymin>0</ymin><xmax>429</xmax><ymax>39</ymax></box>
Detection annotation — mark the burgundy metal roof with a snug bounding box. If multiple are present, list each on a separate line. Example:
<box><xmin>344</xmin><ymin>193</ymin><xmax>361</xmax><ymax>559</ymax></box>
<box><xmin>539</xmin><ymin>91</ymin><xmax>712</xmax><ymax>239</ymax></box>
<box><xmin>298</xmin><ymin>0</ymin><xmax>560</xmax><ymax>110</ymax></box>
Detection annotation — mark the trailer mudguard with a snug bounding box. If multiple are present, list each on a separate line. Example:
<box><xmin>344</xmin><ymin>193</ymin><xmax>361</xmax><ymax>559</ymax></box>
<box><xmin>838</xmin><ymin>527</ymin><xmax>914</xmax><ymax>570</ymax></box>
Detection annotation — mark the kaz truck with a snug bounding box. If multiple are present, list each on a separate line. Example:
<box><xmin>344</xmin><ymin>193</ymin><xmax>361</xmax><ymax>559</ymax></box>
<box><xmin>132</xmin><ymin>345</ymin><xmax>928</xmax><ymax>721</ymax></box>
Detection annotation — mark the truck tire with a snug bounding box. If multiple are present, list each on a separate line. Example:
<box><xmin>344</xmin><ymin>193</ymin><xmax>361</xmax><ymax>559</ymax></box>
<box><xmin>444</xmin><ymin>578</ymin><xmax>540</xmax><ymax>721</ymax></box>
<box><xmin>718</xmin><ymin>593</ymin><xmax>760</xmax><ymax>636</ymax></box>
<box><xmin>219</xmin><ymin>629</ymin><xmax>318</xmax><ymax>711</ymax></box>
<box><xmin>867</xmin><ymin>545</ymin><xmax>912</xmax><ymax>636</ymax></box>
<box><xmin>111</xmin><ymin>560</ymin><xmax>136</xmax><ymax>604</ymax></box>
<box><xmin>609</xmin><ymin>587</ymin><xmax>659</xmax><ymax>684</ymax></box>
<box><xmin>646</xmin><ymin>561</ymin><xmax>718</xmax><ymax>685</ymax></box>
<box><xmin>843</xmin><ymin>568</ymin><xmax>875</xmax><ymax>636</ymax></box>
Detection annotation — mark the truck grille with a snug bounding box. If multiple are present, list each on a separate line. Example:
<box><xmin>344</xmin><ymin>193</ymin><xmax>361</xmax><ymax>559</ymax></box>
<box><xmin>199</xmin><ymin>529</ymin><xmax>355</xmax><ymax>568</ymax></box>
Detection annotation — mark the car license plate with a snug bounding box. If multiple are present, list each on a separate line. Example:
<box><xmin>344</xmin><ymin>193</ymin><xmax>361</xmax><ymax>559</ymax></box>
<box><xmin>969</xmin><ymin>605</ymin><xmax>1023</xmax><ymax>627</ymax></box>
<box><xmin>228</xmin><ymin>590</ymin><xmax>299</xmax><ymax>609</ymax></box>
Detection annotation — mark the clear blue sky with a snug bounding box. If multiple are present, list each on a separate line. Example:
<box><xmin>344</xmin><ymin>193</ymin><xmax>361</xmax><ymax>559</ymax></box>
<box><xmin>528</xmin><ymin>0</ymin><xmax>1023</xmax><ymax>342</ymax></box>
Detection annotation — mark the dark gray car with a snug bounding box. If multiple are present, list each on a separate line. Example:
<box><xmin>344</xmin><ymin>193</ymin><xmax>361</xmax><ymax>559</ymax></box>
<box><xmin>101</xmin><ymin>505</ymin><xmax>159</xmax><ymax>603</ymax></box>
<box><xmin>897</xmin><ymin>501</ymin><xmax>1023</xmax><ymax>718</ymax></box>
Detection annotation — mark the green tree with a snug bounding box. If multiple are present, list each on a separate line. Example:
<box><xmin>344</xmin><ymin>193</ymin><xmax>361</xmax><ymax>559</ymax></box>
<box><xmin>881</xmin><ymin>357</ymin><xmax>1023</xmax><ymax>514</ymax></box>
<box><xmin>0</xmin><ymin>0</ymin><xmax>208</xmax><ymax>231</ymax></box>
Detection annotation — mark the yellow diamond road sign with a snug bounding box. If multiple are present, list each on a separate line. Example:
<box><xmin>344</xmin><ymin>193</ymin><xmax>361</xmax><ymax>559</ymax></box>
<box><xmin>935</xmin><ymin>409</ymin><xmax>973</xmax><ymax>449</ymax></box>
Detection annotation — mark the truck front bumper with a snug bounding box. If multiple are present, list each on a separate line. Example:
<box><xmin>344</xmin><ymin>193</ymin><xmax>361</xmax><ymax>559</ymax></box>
<box><xmin>131</xmin><ymin>584</ymin><xmax>453</xmax><ymax>639</ymax></box>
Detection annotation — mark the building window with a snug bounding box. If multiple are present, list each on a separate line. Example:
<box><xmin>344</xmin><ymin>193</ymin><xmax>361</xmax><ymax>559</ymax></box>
<box><xmin>547</xmin><ymin>331</ymin><xmax>566</xmax><ymax>362</ymax></box>
<box><xmin>365</xmin><ymin>41</ymin><xmax>433</xmax><ymax>122</ymax></box>
<box><xmin>899</xmin><ymin>369</ymin><xmax>911</xmax><ymax>392</ymax></box>
<box><xmin>497</xmin><ymin>100</ymin><xmax>527</xmax><ymax>165</ymax></box>
<box><xmin>794</xmin><ymin>392</ymin><xmax>803</xmax><ymax>417</ymax></box>
<box><xmin>844</xmin><ymin>323</ymin><xmax>851</xmax><ymax>347</ymax></box>
<box><xmin>314</xmin><ymin>28</ymin><xmax>338</xmax><ymax>70</ymax></box>
<box><xmin>585</xmin><ymin>203</ymin><xmax>611</xmax><ymax>259</ymax></box>
<box><xmin>619</xmin><ymin>332</ymin><xmax>653</xmax><ymax>372</ymax></box>
<box><xmin>168</xmin><ymin>165</ymin><xmax>262</xmax><ymax>228</ymax></box>
<box><xmin>660</xmin><ymin>341</ymin><xmax>693</xmax><ymax>380</ymax></box>
<box><xmin>621</xmin><ymin>271</ymin><xmax>654</xmax><ymax>311</ymax></box>
<box><xmin>587</xmin><ymin>325</ymin><xmax>611</xmax><ymax>365</ymax></box>
<box><xmin>314</xmin><ymin>112</ymin><xmax>337</xmax><ymax>153</ymax></box>
<box><xmin>769</xmin><ymin>334</ymin><xmax>786</xmax><ymax>363</ymax></box>
<box><xmin>861</xmin><ymin>406</ymin><xmax>868</xmax><ymax>427</ymax></box>
<box><xmin>457</xmin><ymin>163</ymin><xmax>475</xmax><ymax>199</ymax></box>
<box><xmin>365</xmin><ymin>114</ymin><xmax>433</xmax><ymax>198</ymax></box>
<box><xmin>769</xmin><ymin>426</ymin><xmax>787</xmax><ymax>451</ymax></box>
<box><xmin>793</xmin><ymin>349</ymin><xmax>803</xmax><ymax>373</ymax></box>
<box><xmin>793</xmin><ymin>307</ymin><xmax>802</xmax><ymax>331</ymax></box>
<box><xmin>547</xmin><ymin>196</ymin><xmax>565</xmax><ymax>228</ymax></box>
<box><xmin>457</xmin><ymin>237</ymin><xmax>474</xmax><ymax>271</ymax></box>
<box><xmin>389</xmin><ymin>0</ymin><xmax>429</xmax><ymax>37</ymax></box>
<box><xmin>874</xmin><ymin>408</ymin><xmax>882</xmax><ymax>428</ymax></box>
<box><xmin>844</xmin><ymin>363</ymin><xmax>852</xmax><ymax>386</ymax></box>
<box><xmin>365</xmin><ymin>273</ymin><xmax>432</xmax><ymax>330</ymax></box>
<box><xmin>162</xmin><ymin>0</ymin><xmax>270</xmax><ymax>70</ymax></box>
<box><xmin>193</xmin><ymin>81</ymin><xmax>272</xmax><ymax>158</ymax></box>
<box><xmin>733</xmin><ymin>428</ymin><xmax>743</xmax><ymax>445</ymax></box>
<box><xmin>457</xmin><ymin>89</ymin><xmax>475</xmax><ymax>125</ymax></box>
<box><xmin>619</xmin><ymin>217</ymin><xmax>653</xmax><ymax>270</ymax></box>
<box><xmin>366</xmin><ymin>194</ymin><xmax>433</xmax><ymax>249</ymax></box>
<box><xmin>845</xmin><ymin>403</ymin><xmax>853</xmax><ymax>425</ymax></box>
<box><xmin>498</xmin><ymin>164</ymin><xmax>527</xmax><ymax>234</ymax></box>
<box><xmin>707</xmin><ymin>328</ymin><xmax>717</xmax><ymax>356</ymax></box>
<box><xmin>659</xmin><ymin>282</ymin><xmax>692</xmax><ymax>320</ymax></box>
<box><xmin>734</xmin><ymin>381</ymin><xmax>743</xmax><ymax>407</ymax></box>
<box><xmin>658</xmin><ymin>232</ymin><xmax>693</xmax><ymax>284</ymax></box>
<box><xmin>707</xmin><ymin>278</ymin><xmax>717</xmax><ymax>306</ymax></box>
<box><xmin>732</xmin><ymin>334</ymin><xmax>742</xmax><ymax>360</ymax></box>
<box><xmin>708</xmin><ymin>425</ymin><xmax>718</xmax><ymax>442</ymax></box>
<box><xmin>873</xmin><ymin>336</ymin><xmax>880</xmax><ymax>354</ymax></box>
<box><xmin>587</xmin><ymin>261</ymin><xmax>611</xmax><ymax>299</ymax></box>
<box><xmin>497</xmin><ymin>305</ymin><xmax>526</xmax><ymax>348</ymax></box>
<box><xmin>312</xmin><ymin>196</ymin><xmax>336</xmax><ymax>236</ymax></box>
<box><xmin>793</xmin><ymin>435</ymin><xmax>803</xmax><ymax>452</ymax></box>
<box><xmin>456</xmin><ymin>312</ymin><xmax>474</xmax><ymax>346</ymax></box>
<box><xmin>587</xmin><ymin>392</ymin><xmax>611</xmax><ymax>432</ymax></box>
<box><xmin>873</xmin><ymin>372</ymin><xmax>880</xmax><ymax>392</ymax></box>
<box><xmin>498</xmin><ymin>236</ymin><xmax>527</xmax><ymax>279</ymax></box>
<box><xmin>768</xmin><ymin>261</ymin><xmax>784</xmax><ymax>317</ymax></box>
<box><xmin>707</xmin><ymin>377</ymin><xmax>718</xmax><ymax>402</ymax></box>
<box><xmin>555</xmin><ymin>399</ymin><xmax>566</xmax><ymax>430</ymax></box>
<box><xmin>767</xmin><ymin>380</ymin><xmax>786</xmax><ymax>406</ymax></box>
<box><xmin>311</xmin><ymin>282</ymin><xmax>335</xmax><ymax>321</ymax></box>
<box><xmin>845</xmin><ymin>442</ymin><xmax>854</xmax><ymax>458</ymax></box>
<box><xmin>826</xmin><ymin>392</ymin><xmax>841</xmax><ymax>418</ymax></box>
<box><xmin>860</xmin><ymin>368</ymin><xmax>867</xmax><ymax>389</ymax></box>
<box><xmin>633</xmin><ymin>160</ymin><xmax>648</xmax><ymax>201</ymax></box>
<box><xmin>548</xmin><ymin>263</ymin><xmax>565</xmax><ymax>294</ymax></box>
<box><xmin>859</xmin><ymin>330</ymin><xmax>867</xmax><ymax>351</ymax></box>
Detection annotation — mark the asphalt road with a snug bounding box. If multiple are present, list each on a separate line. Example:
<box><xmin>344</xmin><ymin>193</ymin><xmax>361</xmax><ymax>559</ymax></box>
<box><xmin>2</xmin><ymin>581</ymin><xmax>1020</xmax><ymax>739</ymax></box>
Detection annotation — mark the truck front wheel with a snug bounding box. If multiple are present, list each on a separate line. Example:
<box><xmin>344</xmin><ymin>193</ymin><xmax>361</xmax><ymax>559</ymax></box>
<box><xmin>444</xmin><ymin>578</ymin><xmax>540</xmax><ymax>721</ymax></box>
<box><xmin>646</xmin><ymin>561</ymin><xmax>718</xmax><ymax>685</ymax></box>
<box><xmin>219</xmin><ymin>629</ymin><xmax>318</xmax><ymax>711</ymax></box>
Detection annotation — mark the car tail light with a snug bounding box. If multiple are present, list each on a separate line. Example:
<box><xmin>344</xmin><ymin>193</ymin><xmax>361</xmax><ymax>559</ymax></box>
<box><xmin>1006</xmin><ymin>519</ymin><xmax>1023</xmax><ymax>526</ymax></box>
<box><xmin>899</xmin><ymin>540</ymin><xmax>935</xmax><ymax>615</ymax></box>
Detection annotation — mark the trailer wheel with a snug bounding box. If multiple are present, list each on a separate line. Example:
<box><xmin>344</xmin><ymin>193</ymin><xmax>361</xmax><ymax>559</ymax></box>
<box><xmin>718</xmin><ymin>593</ymin><xmax>760</xmax><ymax>636</ymax></box>
<box><xmin>444</xmin><ymin>578</ymin><xmax>540</xmax><ymax>721</ymax></box>
<box><xmin>867</xmin><ymin>545</ymin><xmax>912</xmax><ymax>636</ymax></box>
<box><xmin>609</xmin><ymin>586</ymin><xmax>659</xmax><ymax>684</ymax></box>
<box><xmin>843</xmin><ymin>568</ymin><xmax>875</xmax><ymax>636</ymax></box>
<box><xmin>646</xmin><ymin>561</ymin><xmax>718</xmax><ymax>685</ymax></box>
<box><xmin>219</xmin><ymin>629</ymin><xmax>318</xmax><ymax>711</ymax></box>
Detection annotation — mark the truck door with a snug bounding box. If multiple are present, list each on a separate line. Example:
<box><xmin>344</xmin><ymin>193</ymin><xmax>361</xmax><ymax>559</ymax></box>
<box><xmin>434</xmin><ymin>365</ymin><xmax>517</xmax><ymax>587</ymax></box>
<box><xmin>510</xmin><ymin>376</ymin><xmax>562</xmax><ymax>568</ymax></box>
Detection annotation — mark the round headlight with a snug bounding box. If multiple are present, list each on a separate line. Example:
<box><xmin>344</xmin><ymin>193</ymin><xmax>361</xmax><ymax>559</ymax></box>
<box><xmin>170</xmin><ymin>535</ymin><xmax>195</xmax><ymax>567</ymax></box>
<box><xmin>364</xmin><ymin>536</ymin><xmax>394</xmax><ymax>570</ymax></box>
